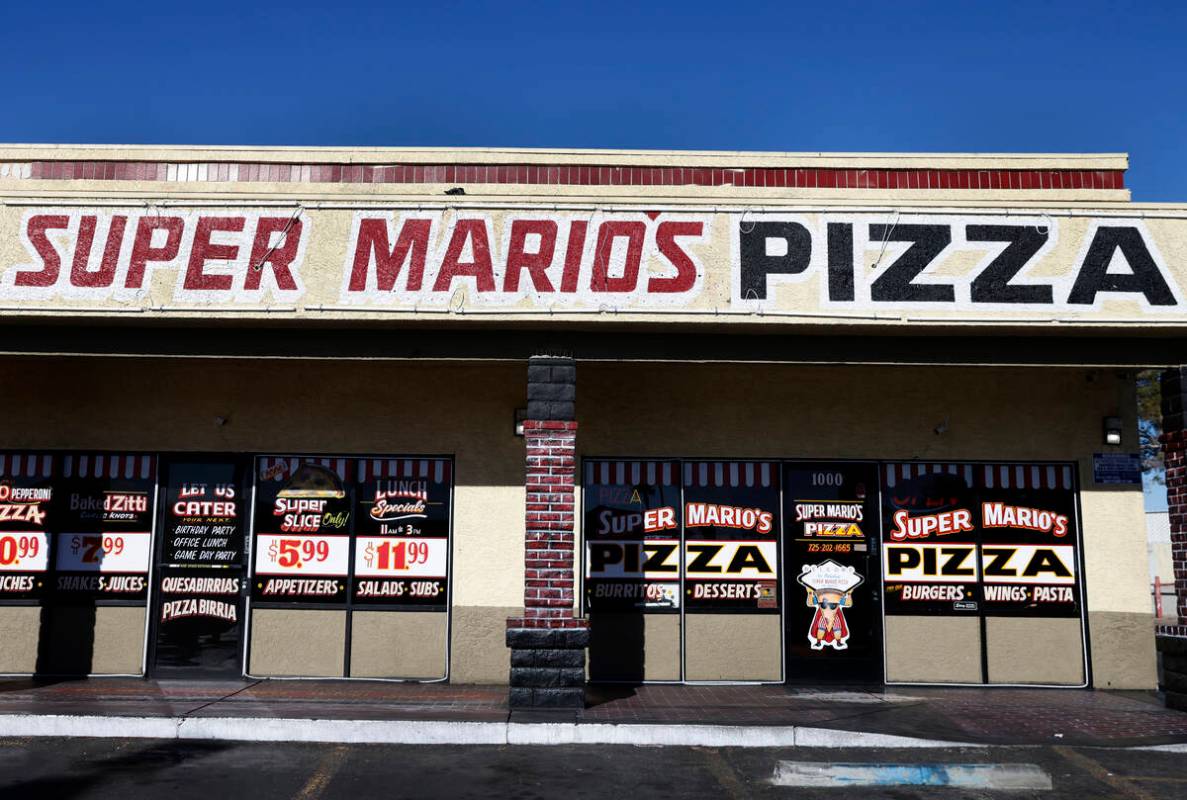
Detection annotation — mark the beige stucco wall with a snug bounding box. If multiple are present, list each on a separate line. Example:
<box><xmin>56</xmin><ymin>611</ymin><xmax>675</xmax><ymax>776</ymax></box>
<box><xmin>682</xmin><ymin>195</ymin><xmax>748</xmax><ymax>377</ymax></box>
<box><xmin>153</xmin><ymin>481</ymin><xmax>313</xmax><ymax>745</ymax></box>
<box><xmin>885</xmin><ymin>617</ymin><xmax>983</xmax><ymax>683</ymax></box>
<box><xmin>0</xmin><ymin>606</ymin><xmax>40</xmax><ymax>673</ymax></box>
<box><xmin>685</xmin><ymin>615</ymin><xmax>782</xmax><ymax>681</ymax></box>
<box><xmin>986</xmin><ymin>617</ymin><xmax>1085</xmax><ymax>685</ymax></box>
<box><xmin>249</xmin><ymin>609</ymin><xmax>346</xmax><ymax>677</ymax></box>
<box><xmin>0</xmin><ymin>605</ymin><xmax>145</xmax><ymax>676</ymax></box>
<box><xmin>588</xmin><ymin>613</ymin><xmax>681</xmax><ymax>682</ymax></box>
<box><xmin>349</xmin><ymin>611</ymin><xmax>447</xmax><ymax>679</ymax></box>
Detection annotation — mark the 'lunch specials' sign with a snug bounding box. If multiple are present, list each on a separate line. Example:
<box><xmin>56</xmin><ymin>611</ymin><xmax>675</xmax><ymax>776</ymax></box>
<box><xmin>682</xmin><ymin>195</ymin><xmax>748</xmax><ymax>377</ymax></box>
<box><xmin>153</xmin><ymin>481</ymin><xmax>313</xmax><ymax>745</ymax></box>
<box><xmin>2</xmin><ymin>205</ymin><xmax>1184</xmax><ymax>325</ymax></box>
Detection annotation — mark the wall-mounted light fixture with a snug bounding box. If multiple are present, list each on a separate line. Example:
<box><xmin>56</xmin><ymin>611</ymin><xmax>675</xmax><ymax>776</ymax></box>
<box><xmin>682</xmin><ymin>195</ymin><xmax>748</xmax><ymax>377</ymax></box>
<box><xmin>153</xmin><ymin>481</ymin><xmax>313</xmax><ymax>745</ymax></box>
<box><xmin>1103</xmin><ymin>416</ymin><xmax>1123</xmax><ymax>446</ymax></box>
<box><xmin>514</xmin><ymin>408</ymin><xmax>527</xmax><ymax>437</ymax></box>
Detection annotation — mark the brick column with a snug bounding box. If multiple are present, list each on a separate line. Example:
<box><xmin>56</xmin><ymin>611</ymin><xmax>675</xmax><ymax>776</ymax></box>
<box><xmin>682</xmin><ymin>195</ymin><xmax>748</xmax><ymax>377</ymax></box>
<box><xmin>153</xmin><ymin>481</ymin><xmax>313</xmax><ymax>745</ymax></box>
<box><xmin>506</xmin><ymin>357</ymin><xmax>588</xmax><ymax>710</ymax></box>
<box><xmin>1157</xmin><ymin>367</ymin><xmax>1187</xmax><ymax>710</ymax></box>
<box><xmin>1161</xmin><ymin>367</ymin><xmax>1187</xmax><ymax>624</ymax></box>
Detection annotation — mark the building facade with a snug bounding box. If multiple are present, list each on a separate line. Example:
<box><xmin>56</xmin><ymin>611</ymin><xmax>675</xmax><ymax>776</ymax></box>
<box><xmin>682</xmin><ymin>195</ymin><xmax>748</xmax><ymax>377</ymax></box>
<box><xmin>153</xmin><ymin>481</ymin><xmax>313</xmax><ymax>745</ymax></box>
<box><xmin>0</xmin><ymin>146</ymin><xmax>1180</xmax><ymax>695</ymax></box>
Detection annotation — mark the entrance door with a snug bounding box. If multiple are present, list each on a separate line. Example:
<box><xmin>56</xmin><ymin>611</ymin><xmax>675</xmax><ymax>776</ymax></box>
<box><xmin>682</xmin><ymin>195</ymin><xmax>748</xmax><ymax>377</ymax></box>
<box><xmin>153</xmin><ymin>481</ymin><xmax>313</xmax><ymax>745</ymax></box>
<box><xmin>782</xmin><ymin>462</ymin><xmax>883</xmax><ymax>685</ymax></box>
<box><xmin>148</xmin><ymin>457</ymin><xmax>249</xmax><ymax>678</ymax></box>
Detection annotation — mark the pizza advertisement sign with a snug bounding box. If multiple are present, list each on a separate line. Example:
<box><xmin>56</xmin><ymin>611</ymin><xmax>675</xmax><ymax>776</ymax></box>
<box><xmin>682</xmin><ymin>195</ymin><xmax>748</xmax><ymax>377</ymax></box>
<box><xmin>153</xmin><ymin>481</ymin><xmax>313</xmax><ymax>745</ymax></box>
<box><xmin>681</xmin><ymin>461</ymin><xmax>780</xmax><ymax>614</ymax></box>
<box><xmin>250</xmin><ymin>455</ymin><xmax>454</xmax><ymax>610</ymax></box>
<box><xmin>0</xmin><ymin>453</ymin><xmax>55</xmax><ymax>601</ymax></box>
<box><xmin>880</xmin><ymin>462</ymin><xmax>1082</xmax><ymax>619</ymax></box>
<box><xmin>975</xmin><ymin>464</ymin><xmax>1081</xmax><ymax>618</ymax></box>
<box><xmin>583</xmin><ymin>460</ymin><xmax>682</xmax><ymax>613</ymax></box>
<box><xmin>351</xmin><ymin>458</ymin><xmax>452</xmax><ymax>608</ymax></box>
<box><xmin>251</xmin><ymin>457</ymin><xmax>354</xmax><ymax>605</ymax></box>
<box><xmin>53</xmin><ymin>453</ymin><xmax>157</xmax><ymax>602</ymax></box>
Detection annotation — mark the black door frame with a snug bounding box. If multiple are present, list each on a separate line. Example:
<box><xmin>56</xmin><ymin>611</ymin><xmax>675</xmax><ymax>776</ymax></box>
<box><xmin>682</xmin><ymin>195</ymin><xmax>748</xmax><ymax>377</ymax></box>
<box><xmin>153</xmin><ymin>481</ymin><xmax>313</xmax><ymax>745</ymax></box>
<box><xmin>782</xmin><ymin>460</ymin><xmax>886</xmax><ymax>687</ymax></box>
<box><xmin>146</xmin><ymin>453</ymin><xmax>252</xmax><ymax>679</ymax></box>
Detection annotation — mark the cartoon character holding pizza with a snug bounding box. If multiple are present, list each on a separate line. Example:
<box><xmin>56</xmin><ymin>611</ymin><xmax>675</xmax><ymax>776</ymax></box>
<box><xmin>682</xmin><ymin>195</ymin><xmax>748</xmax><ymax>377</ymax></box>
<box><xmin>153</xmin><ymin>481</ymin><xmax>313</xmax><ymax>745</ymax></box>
<box><xmin>797</xmin><ymin>560</ymin><xmax>864</xmax><ymax>651</ymax></box>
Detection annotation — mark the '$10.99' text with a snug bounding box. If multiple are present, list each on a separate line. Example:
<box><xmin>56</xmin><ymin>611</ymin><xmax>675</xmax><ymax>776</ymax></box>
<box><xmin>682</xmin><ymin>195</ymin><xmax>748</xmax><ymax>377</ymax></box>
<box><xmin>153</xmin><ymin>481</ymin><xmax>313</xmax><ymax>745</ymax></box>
<box><xmin>0</xmin><ymin>534</ymin><xmax>40</xmax><ymax>565</ymax></box>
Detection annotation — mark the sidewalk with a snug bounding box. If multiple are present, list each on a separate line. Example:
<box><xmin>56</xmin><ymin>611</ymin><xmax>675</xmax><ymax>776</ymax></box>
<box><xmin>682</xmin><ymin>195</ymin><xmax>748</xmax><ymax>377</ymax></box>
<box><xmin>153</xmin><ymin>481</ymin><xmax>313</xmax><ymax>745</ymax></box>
<box><xmin>1</xmin><ymin>678</ymin><xmax>1184</xmax><ymax>749</ymax></box>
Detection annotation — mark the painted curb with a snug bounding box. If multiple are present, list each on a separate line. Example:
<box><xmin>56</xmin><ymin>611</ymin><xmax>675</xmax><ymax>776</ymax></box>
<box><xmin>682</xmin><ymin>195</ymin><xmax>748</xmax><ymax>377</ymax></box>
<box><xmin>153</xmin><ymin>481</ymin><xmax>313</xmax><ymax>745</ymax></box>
<box><xmin>1127</xmin><ymin>742</ymin><xmax>1187</xmax><ymax>753</ymax></box>
<box><xmin>0</xmin><ymin>714</ymin><xmax>986</xmax><ymax>748</ymax></box>
<box><xmin>770</xmin><ymin>761</ymin><xmax>1053</xmax><ymax>790</ymax></box>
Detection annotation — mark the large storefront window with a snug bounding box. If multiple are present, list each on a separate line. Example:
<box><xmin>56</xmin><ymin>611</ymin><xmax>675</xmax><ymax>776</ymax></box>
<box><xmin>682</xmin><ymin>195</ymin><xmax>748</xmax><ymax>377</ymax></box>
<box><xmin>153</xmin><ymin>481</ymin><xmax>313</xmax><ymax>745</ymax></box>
<box><xmin>583</xmin><ymin>459</ymin><xmax>783</xmax><ymax>683</ymax></box>
<box><xmin>1</xmin><ymin>451</ymin><xmax>454</xmax><ymax>681</ymax></box>
<box><xmin>248</xmin><ymin>455</ymin><xmax>453</xmax><ymax>679</ymax></box>
<box><xmin>0</xmin><ymin>451</ymin><xmax>157</xmax><ymax>676</ymax></box>
<box><xmin>584</xmin><ymin>457</ymin><xmax>1088</xmax><ymax>687</ymax></box>
<box><xmin>880</xmin><ymin>462</ymin><xmax>1086</xmax><ymax>686</ymax></box>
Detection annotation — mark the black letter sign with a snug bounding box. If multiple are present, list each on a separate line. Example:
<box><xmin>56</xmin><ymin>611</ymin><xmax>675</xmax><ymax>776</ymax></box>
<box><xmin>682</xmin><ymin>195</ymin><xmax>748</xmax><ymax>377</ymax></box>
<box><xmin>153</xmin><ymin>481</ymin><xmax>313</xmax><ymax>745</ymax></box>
<box><xmin>1067</xmin><ymin>226</ymin><xmax>1177</xmax><ymax>306</ymax></box>
<box><xmin>869</xmin><ymin>224</ymin><xmax>953</xmax><ymax>302</ymax></box>
<box><xmin>739</xmin><ymin>221</ymin><xmax>811</xmax><ymax>300</ymax></box>
<box><xmin>968</xmin><ymin>225</ymin><xmax>1052</xmax><ymax>304</ymax></box>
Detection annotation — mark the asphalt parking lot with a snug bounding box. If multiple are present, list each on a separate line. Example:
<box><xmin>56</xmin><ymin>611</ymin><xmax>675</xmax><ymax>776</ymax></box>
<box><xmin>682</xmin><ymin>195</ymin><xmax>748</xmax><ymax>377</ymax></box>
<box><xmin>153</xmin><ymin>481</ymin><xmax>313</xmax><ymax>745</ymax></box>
<box><xmin>1</xmin><ymin>738</ymin><xmax>1185</xmax><ymax>799</ymax></box>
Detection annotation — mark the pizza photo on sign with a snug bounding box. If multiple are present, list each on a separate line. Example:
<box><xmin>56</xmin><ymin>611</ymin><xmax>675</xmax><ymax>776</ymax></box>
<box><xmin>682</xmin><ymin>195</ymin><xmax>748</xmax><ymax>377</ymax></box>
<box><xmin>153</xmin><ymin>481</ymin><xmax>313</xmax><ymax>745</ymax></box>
<box><xmin>278</xmin><ymin>464</ymin><xmax>346</xmax><ymax>499</ymax></box>
<box><xmin>797</xmin><ymin>559</ymin><xmax>863</xmax><ymax>651</ymax></box>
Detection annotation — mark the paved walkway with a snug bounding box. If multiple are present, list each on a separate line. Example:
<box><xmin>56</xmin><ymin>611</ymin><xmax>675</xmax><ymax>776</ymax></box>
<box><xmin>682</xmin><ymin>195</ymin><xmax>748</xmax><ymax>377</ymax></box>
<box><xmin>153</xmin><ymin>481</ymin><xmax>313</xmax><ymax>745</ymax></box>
<box><xmin>0</xmin><ymin>678</ymin><xmax>1184</xmax><ymax>747</ymax></box>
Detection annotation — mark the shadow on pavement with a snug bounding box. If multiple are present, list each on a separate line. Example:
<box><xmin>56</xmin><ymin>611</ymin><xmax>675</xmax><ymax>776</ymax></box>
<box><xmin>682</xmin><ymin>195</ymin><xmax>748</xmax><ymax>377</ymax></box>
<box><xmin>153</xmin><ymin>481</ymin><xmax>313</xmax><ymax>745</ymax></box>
<box><xmin>0</xmin><ymin>740</ymin><xmax>231</xmax><ymax>800</ymax></box>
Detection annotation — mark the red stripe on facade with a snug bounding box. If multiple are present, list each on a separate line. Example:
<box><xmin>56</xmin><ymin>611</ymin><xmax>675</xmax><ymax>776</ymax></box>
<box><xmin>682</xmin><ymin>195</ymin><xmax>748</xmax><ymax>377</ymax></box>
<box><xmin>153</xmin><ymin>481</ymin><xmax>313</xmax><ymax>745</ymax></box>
<box><xmin>7</xmin><ymin>160</ymin><xmax>1125</xmax><ymax>191</ymax></box>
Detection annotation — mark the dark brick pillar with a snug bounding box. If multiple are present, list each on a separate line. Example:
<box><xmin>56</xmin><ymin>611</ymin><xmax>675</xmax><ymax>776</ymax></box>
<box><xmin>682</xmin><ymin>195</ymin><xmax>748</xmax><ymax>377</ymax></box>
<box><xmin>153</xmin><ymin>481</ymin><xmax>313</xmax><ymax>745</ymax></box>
<box><xmin>1157</xmin><ymin>367</ymin><xmax>1187</xmax><ymax>710</ymax></box>
<box><xmin>506</xmin><ymin>356</ymin><xmax>588</xmax><ymax>710</ymax></box>
<box><xmin>1161</xmin><ymin>367</ymin><xmax>1187</xmax><ymax>624</ymax></box>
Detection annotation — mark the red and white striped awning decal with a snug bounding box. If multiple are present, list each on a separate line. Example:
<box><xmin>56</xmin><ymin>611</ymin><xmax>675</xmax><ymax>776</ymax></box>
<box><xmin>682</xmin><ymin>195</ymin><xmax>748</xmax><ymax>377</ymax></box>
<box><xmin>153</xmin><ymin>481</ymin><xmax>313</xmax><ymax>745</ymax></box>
<box><xmin>257</xmin><ymin>456</ymin><xmax>352</xmax><ymax>482</ymax></box>
<box><xmin>884</xmin><ymin>463</ymin><xmax>975</xmax><ymax>490</ymax></box>
<box><xmin>0</xmin><ymin>453</ymin><xmax>54</xmax><ymax>479</ymax></box>
<box><xmin>883</xmin><ymin>462</ymin><xmax>1074</xmax><ymax>491</ymax></box>
<box><xmin>584</xmin><ymin>461</ymin><xmax>676</xmax><ymax>487</ymax></box>
<box><xmin>62</xmin><ymin>453</ymin><xmax>155</xmax><ymax>481</ymax></box>
<box><xmin>683</xmin><ymin>461</ymin><xmax>774</xmax><ymax>489</ymax></box>
<box><xmin>981</xmin><ymin>463</ymin><xmax>1075</xmax><ymax>491</ymax></box>
<box><xmin>356</xmin><ymin>458</ymin><xmax>451</xmax><ymax>485</ymax></box>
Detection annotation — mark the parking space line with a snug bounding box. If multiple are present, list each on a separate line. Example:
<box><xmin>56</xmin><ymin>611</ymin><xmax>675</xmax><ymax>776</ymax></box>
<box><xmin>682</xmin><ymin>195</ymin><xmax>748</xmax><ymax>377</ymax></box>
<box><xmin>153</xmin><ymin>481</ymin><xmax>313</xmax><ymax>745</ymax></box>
<box><xmin>294</xmin><ymin>745</ymin><xmax>349</xmax><ymax>800</ymax></box>
<box><xmin>699</xmin><ymin>748</ymin><xmax>749</xmax><ymax>800</ymax></box>
<box><xmin>1054</xmin><ymin>746</ymin><xmax>1154</xmax><ymax>800</ymax></box>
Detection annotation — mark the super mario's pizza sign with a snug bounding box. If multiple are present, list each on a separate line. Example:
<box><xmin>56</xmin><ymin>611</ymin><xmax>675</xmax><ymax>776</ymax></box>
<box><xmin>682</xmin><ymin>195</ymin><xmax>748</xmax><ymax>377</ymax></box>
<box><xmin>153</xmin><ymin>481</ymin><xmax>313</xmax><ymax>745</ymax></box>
<box><xmin>2</xmin><ymin>208</ymin><xmax>1182</xmax><ymax>321</ymax></box>
<box><xmin>879</xmin><ymin>462</ymin><xmax>1082</xmax><ymax>618</ymax></box>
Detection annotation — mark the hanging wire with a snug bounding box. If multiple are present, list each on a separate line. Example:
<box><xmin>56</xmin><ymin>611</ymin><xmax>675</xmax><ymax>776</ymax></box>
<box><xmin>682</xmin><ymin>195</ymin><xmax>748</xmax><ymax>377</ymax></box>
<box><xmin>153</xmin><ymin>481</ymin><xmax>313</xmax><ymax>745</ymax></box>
<box><xmin>252</xmin><ymin>205</ymin><xmax>304</xmax><ymax>271</ymax></box>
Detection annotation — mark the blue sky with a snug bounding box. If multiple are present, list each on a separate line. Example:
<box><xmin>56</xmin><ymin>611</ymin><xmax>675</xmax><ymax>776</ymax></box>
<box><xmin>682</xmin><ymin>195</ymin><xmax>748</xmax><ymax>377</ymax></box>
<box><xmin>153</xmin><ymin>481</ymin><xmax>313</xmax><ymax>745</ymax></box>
<box><xmin>3</xmin><ymin>1</ymin><xmax>1185</xmax><ymax>200</ymax></box>
<box><xmin>1</xmin><ymin>2</ymin><xmax>1179</xmax><ymax>508</ymax></box>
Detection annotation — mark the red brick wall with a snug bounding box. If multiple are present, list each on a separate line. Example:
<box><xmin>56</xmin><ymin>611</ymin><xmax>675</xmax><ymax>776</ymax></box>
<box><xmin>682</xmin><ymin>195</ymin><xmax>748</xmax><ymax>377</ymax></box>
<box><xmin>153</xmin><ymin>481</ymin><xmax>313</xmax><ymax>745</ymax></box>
<box><xmin>12</xmin><ymin>159</ymin><xmax>1126</xmax><ymax>191</ymax></box>
<box><xmin>510</xmin><ymin>420</ymin><xmax>585</xmax><ymax>630</ymax></box>
<box><xmin>1164</xmin><ymin>430</ymin><xmax>1187</xmax><ymax>622</ymax></box>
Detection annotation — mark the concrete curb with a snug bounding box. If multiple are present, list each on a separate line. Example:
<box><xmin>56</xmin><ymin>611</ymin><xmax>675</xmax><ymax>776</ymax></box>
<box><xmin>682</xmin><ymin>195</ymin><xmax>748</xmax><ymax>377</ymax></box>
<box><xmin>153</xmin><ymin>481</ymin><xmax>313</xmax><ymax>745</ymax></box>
<box><xmin>0</xmin><ymin>714</ymin><xmax>982</xmax><ymax>748</ymax></box>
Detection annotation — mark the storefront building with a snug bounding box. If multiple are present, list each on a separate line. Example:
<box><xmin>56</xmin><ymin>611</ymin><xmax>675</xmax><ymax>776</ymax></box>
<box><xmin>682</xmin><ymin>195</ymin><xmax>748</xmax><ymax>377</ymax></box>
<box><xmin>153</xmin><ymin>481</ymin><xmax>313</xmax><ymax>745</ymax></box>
<box><xmin>0</xmin><ymin>146</ymin><xmax>1182</xmax><ymax>701</ymax></box>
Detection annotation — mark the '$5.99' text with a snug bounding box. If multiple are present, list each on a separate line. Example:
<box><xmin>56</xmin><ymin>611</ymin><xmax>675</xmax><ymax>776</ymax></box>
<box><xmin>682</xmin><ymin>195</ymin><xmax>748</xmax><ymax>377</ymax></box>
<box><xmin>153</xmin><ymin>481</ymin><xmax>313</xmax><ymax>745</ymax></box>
<box><xmin>267</xmin><ymin>537</ymin><xmax>330</xmax><ymax>569</ymax></box>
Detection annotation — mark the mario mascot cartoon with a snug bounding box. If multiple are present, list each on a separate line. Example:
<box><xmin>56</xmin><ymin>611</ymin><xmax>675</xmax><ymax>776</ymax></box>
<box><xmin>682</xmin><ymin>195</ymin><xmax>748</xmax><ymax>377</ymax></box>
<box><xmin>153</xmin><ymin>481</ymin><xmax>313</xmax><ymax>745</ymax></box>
<box><xmin>797</xmin><ymin>560</ymin><xmax>864</xmax><ymax>651</ymax></box>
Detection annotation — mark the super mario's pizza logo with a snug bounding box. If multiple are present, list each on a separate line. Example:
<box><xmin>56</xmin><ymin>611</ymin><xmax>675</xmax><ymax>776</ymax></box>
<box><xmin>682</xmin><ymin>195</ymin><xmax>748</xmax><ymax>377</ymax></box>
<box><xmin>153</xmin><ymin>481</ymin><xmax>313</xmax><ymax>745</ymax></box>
<box><xmin>797</xmin><ymin>560</ymin><xmax>864</xmax><ymax>651</ymax></box>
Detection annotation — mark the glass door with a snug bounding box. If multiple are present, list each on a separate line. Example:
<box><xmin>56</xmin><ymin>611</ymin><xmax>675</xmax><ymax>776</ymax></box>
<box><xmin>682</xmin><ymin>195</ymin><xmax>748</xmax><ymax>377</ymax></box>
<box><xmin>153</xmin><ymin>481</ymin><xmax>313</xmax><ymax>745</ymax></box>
<box><xmin>148</xmin><ymin>456</ymin><xmax>249</xmax><ymax>678</ymax></box>
<box><xmin>783</xmin><ymin>462</ymin><xmax>884</xmax><ymax>685</ymax></box>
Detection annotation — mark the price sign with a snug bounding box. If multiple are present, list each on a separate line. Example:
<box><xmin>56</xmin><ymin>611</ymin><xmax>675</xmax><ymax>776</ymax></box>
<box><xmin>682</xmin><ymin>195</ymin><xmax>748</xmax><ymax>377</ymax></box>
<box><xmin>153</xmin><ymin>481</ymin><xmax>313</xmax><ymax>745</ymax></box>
<box><xmin>54</xmin><ymin>531</ymin><xmax>152</xmax><ymax>573</ymax></box>
<box><xmin>255</xmin><ymin>534</ymin><xmax>350</xmax><ymax>576</ymax></box>
<box><xmin>0</xmin><ymin>532</ymin><xmax>49</xmax><ymax>572</ymax></box>
<box><xmin>352</xmin><ymin>536</ymin><xmax>448</xmax><ymax>607</ymax></box>
<box><xmin>355</xmin><ymin>537</ymin><xmax>447</xmax><ymax>577</ymax></box>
